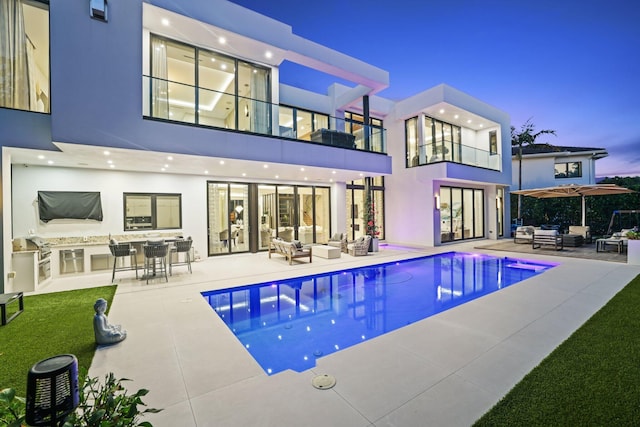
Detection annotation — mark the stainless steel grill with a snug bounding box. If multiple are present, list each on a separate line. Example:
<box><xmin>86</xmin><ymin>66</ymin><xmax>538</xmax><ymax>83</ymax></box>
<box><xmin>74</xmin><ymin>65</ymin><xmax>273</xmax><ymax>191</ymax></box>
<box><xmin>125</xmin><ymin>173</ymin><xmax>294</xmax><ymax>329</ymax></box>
<box><xmin>25</xmin><ymin>237</ymin><xmax>52</xmax><ymax>260</ymax></box>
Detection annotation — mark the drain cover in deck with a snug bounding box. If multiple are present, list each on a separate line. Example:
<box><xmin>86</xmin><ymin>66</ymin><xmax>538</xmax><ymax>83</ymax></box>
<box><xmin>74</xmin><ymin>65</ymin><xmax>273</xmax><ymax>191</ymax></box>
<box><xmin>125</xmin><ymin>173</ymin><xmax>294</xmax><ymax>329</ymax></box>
<box><xmin>312</xmin><ymin>374</ymin><xmax>336</xmax><ymax>390</ymax></box>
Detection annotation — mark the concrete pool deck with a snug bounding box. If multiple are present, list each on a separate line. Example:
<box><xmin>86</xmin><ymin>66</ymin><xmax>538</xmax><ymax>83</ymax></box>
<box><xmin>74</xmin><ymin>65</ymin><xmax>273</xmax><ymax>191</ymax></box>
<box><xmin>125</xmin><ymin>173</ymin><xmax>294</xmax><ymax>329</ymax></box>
<box><xmin>36</xmin><ymin>241</ymin><xmax>640</xmax><ymax>426</ymax></box>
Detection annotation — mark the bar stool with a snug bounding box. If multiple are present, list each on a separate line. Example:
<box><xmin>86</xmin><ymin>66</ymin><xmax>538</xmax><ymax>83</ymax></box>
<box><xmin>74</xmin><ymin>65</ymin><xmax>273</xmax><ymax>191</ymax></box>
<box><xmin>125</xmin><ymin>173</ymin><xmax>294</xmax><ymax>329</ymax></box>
<box><xmin>108</xmin><ymin>242</ymin><xmax>138</xmax><ymax>282</ymax></box>
<box><xmin>170</xmin><ymin>237</ymin><xmax>193</xmax><ymax>275</ymax></box>
<box><xmin>143</xmin><ymin>242</ymin><xmax>168</xmax><ymax>284</ymax></box>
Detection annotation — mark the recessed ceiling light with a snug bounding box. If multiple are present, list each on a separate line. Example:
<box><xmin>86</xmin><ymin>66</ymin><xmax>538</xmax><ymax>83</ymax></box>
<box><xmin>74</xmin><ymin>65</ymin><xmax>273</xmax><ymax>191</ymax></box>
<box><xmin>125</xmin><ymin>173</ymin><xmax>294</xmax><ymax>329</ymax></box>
<box><xmin>103</xmin><ymin>150</ymin><xmax>110</xmax><ymax>156</ymax></box>
<box><xmin>219</xmin><ymin>36</ymin><xmax>226</xmax><ymax>44</ymax></box>
<box><xmin>480</xmin><ymin>124</ymin><xmax>484</xmax><ymax>128</ymax></box>
<box><xmin>242</xmin><ymin>173</ymin><xmax>246</xmax><ymax>177</ymax></box>
<box><xmin>204</xmin><ymin>170</ymin><xmax>209</xmax><ymax>174</ymax></box>
<box><xmin>275</xmin><ymin>175</ymin><xmax>279</xmax><ymax>179</ymax></box>
<box><xmin>359</xmin><ymin>173</ymin><xmax>363</xmax><ymax>177</ymax></box>
<box><xmin>161</xmin><ymin>167</ymin><xmax>166</xmax><ymax>172</ymax></box>
<box><xmin>161</xmin><ymin>18</ymin><xmax>169</xmax><ymax>26</ymax></box>
<box><xmin>454</xmin><ymin>114</ymin><xmax>459</xmax><ymax>119</ymax></box>
<box><xmin>164</xmin><ymin>164</ymin><xmax>169</xmax><ymax>168</ymax></box>
<box><xmin>48</xmin><ymin>160</ymin><xmax>54</xmax><ymax>165</ymax></box>
<box><xmin>167</xmin><ymin>156</ymin><xmax>173</xmax><ymax>161</ymax></box>
<box><xmin>300</xmin><ymin>167</ymin><xmax>305</xmax><ymax>171</ymax></box>
<box><xmin>332</xmin><ymin>170</ymin><xmax>336</xmax><ymax>174</ymax></box>
<box><xmin>263</xmin><ymin>164</ymin><xmax>269</xmax><ymax>168</ymax></box>
<box><xmin>304</xmin><ymin>177</ymin><xmax>308</xmax><ymax>180</ymax></box>
<box><xmin>439</xmin><ymin>109</ymin><xmax>445</xmax><ymax>114</ymax></box>
<box><xmin>329</xmin><ymin>179</ymin><xmax>333</xmax><ymax>182</ymax></box>
<box><xmin>109</xmin><ymin>164</ymin><xmax>115</xmax><ymax>168</ymax></box>
<box><xmin>467</xmin><ymin>119</ymin><xmax>472</xmax><ymax>123</ymax></box>
<box><xmin>219</xmin><ymin>160</ymin><xmax>225</xmax><ymax>165</ymax></box>
<box><xmin>37</xmin><ymin>155</ymin><xmax>45</xmax><ymax>160</ymax></box>
<box><xmin>107</xmin><ymin>160</ymin><xmax>113</xmax><ymax>164</ymax></box>
<box><xmin>221</xmin><ymin>64</ymin><xmax>227</xmax><ymax>70</ymax></box>
<box><xmin>265</xmin><ymin>51</ymin><xmax>273</xmax><ymax>59</ymax></box>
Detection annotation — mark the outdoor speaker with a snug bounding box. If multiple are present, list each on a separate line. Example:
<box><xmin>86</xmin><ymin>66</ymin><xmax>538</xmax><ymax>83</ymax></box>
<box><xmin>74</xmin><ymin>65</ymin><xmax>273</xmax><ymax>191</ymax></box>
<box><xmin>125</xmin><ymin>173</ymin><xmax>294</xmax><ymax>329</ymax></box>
<box><xmin>26</xmin><ymin>354</ymin><xmax>79</xmax><ymax>426</ymax></box>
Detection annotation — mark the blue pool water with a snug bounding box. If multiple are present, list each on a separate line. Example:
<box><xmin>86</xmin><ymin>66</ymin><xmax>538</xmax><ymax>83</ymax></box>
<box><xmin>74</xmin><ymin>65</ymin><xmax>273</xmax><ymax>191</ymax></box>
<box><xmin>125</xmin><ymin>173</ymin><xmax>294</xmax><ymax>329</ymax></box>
<box><xmin>201</xmin><ymin>252</ymin><xmax>557</xmax><ymax>375</ymax></box>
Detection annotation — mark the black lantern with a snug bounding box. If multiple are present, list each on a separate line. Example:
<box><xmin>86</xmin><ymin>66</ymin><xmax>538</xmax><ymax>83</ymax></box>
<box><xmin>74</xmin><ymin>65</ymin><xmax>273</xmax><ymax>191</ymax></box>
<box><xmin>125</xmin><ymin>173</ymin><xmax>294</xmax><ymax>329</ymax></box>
<box><xmin>26</xmin><ymin>354</ymin><xmax>79</xmax><ymax>426</ymax></box>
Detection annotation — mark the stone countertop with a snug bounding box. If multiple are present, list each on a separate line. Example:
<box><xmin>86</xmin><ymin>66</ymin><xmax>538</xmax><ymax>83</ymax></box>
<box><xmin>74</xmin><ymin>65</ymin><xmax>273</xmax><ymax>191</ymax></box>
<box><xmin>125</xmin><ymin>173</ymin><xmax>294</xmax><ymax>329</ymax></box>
<box><xmin>46</xmin><ymin>232</ymin><xmax>184</xmax><ymax>248</ymax></box>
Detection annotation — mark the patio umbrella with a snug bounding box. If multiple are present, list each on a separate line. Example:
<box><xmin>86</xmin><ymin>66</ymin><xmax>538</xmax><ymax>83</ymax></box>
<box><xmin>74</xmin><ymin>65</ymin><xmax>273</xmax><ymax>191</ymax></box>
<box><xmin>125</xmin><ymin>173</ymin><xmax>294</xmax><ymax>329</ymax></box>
<box><xmin>511</xmin><ymin>184</ymin><xmax>635</xmax><ymax>226</ymax></box>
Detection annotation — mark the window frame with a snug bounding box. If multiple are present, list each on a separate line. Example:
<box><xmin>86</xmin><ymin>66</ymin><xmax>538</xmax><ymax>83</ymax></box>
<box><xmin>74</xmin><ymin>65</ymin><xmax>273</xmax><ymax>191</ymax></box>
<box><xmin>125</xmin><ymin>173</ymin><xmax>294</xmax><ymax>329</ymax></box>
<box><xmin>554</xmin><ymin>161</ymin><xmax>582</xmax><ymax>179</ymax></box>
<box><xmin>123</xmin><ymin>192</ymin><xmax>182</xmax><ymax>231</ymax></box>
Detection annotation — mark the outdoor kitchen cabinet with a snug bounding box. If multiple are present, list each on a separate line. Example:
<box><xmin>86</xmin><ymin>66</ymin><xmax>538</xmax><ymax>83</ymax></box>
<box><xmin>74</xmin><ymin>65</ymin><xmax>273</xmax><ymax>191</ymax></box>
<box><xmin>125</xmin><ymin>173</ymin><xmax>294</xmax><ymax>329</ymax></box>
<box><xmin>12</xmin><ymin>251</ymin><xmax>46</xmax><ymax>292</ymax></box>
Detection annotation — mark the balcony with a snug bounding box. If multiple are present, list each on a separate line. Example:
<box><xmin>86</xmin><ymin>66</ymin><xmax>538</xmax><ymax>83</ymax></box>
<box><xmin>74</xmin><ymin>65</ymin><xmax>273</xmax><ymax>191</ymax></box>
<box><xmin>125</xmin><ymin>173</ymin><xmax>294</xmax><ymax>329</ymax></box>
<box><xmin>408</xmin><ymin>142</ymin><xmax>501</xmax><ymax>171</ymax></box>
<box><xmin>142</xmin><ymin>76</ymin><xmax>386</xmax><ymax>154</ymax></box>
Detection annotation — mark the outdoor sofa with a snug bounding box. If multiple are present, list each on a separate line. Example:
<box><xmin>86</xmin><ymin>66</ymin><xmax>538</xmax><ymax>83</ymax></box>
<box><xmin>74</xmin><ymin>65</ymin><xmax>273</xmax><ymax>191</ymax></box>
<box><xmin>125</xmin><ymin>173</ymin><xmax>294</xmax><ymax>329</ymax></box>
<box><xmin>532</xmin><ymin>229</ymin><xmax>563</xmax><ymax>250</ymax></box>
<box><xmin>268</xmin><ymin>237</ymin><xmax>312</xmax><ymax>265</ymax></box>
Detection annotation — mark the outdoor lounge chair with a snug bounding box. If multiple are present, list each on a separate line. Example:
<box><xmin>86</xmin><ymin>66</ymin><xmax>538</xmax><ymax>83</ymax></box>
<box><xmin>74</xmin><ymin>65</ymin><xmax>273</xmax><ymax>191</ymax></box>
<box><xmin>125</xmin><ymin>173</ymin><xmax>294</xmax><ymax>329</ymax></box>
<box><xmin>568</xmin><ymin>225</ymin><xmax>592</xmax><ymax>243</ymax></box>
<box><xmin>514</xmin><ymin>226</ymin><xmax>535</xmax><ymax>244</ymax></box>
<box><xmin>327</xmin><ymin>232</ymin><xmax>344</xmax><ymax>249</ymax></box>
<box><xmin>348</xmin><ymin>235</ymin><xmax>371</xmax><ymax>256</ymax></box>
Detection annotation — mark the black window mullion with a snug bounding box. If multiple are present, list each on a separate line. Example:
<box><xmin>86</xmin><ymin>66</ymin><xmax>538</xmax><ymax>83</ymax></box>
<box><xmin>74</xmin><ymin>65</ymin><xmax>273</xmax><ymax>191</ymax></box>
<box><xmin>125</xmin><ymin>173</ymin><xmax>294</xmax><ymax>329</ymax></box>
<box><xmin>194</xmin><ymin>48</ymin><xmax>200</xmax><ymax>124</ymax></box>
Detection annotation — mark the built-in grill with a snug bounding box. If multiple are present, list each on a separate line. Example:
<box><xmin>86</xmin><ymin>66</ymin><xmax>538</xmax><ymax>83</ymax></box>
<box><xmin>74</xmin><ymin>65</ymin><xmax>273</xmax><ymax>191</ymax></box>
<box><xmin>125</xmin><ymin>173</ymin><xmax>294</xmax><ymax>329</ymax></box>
<box><xmin>24</xmin><ymin>236</ymin><xmax>52</xmax><ymax>260</ymax></box>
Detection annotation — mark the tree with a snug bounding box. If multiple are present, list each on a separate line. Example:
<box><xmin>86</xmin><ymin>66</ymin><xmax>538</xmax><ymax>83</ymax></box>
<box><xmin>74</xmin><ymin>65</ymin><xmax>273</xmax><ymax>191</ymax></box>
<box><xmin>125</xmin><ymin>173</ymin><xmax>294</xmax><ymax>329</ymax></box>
<box><xmin>512</xmin><ymin>118</ymin><xmax>556</xmax><ymax>219</ymax></box>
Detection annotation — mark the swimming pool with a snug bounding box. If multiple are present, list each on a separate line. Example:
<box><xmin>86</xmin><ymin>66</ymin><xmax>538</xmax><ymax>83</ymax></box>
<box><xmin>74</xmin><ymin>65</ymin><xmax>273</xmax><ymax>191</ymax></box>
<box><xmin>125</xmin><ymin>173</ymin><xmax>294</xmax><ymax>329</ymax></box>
<box><xmin>201</xmin><ymin>252</ymin><xmax>557</xmax><ymax>375</ymax></box>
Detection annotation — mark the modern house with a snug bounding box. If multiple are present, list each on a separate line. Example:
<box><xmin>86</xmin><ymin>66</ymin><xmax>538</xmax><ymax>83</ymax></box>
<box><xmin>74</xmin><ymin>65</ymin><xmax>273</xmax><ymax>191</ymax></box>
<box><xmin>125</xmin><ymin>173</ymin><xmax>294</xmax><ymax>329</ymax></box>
<box><xmin>0</xmin><ymin>0</ymin><xmax>512</xmax><ymax>293</ymax></box>
<box><xmin>511</xmin><ymin>144</ymin><xmax>609</xmax><ymax>190</ymax></box>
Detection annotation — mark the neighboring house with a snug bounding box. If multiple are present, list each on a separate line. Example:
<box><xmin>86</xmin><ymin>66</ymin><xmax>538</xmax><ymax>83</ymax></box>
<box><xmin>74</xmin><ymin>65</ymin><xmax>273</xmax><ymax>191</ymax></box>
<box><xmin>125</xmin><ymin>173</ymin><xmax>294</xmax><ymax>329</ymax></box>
<box><xmin>0</xmin><ymin>0</ymin><xmax>511</xmax><ymax>293</ymax></box>
<box><xmin>511</xmin><ymin>144</ymin><xmax>608</xmax><ymax>190</ymax></box>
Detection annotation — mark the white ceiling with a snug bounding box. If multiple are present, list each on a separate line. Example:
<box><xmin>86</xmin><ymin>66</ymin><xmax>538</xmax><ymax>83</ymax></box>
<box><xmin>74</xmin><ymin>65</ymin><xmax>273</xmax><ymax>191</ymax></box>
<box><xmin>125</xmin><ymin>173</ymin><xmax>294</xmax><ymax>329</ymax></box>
<box><xmin>7</xmin><ymin>143</ymin><xmax>373</xmax><ymax>184</ymax></box>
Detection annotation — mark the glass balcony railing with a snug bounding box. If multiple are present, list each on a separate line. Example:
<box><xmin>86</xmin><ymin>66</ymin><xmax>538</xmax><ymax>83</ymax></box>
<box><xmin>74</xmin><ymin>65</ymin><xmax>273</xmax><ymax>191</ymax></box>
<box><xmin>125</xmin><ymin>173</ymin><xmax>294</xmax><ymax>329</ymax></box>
<box><xmin>142</xmin><ymin>75</ymin><xmax>386</xmax><ymax>154</ymax></box>
<box><xmin>408</xmin><ymin>142</ymin><xmax>501</xmax><ymax>171</ymax></box>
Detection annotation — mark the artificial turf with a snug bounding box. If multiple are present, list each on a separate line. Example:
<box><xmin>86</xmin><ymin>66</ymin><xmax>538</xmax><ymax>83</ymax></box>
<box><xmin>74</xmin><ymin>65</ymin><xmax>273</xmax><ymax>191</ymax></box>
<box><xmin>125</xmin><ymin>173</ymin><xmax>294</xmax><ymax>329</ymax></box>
<box><xmin>474</xmin><ymin>274</ymin><xmax>640</xmax><ymax>426</ymax></box>
<box><xmin>0</xmin><ymin>286</ymin><xmax>116</xmax><ymax>396</ymax></box>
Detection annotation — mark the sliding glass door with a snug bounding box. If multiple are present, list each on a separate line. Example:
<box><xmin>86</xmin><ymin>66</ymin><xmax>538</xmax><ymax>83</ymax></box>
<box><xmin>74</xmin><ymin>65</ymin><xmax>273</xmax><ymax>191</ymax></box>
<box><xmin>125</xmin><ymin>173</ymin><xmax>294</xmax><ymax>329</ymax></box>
<box><xmin>210</xmin><ymin>182</ymin><xmax>331</xmax><ymax>256</ymax></box>
<box><xmin>207</xmin><ymin>182</ymin><xmax>249</xmax><ymax>255</ymax></box>
<box><xmin>440</xmin><ymin>186</ymin><xmax>484</xmax><ymax>243</ymax></box>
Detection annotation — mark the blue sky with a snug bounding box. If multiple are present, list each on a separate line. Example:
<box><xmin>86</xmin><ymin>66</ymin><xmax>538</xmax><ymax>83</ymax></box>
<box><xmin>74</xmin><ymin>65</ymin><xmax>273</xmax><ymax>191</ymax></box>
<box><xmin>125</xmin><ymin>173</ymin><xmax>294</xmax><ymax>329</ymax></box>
<box><xmin>231</xmin><ymin>0</ymin><xmax>640</xmax><ymax>177</ymax></box>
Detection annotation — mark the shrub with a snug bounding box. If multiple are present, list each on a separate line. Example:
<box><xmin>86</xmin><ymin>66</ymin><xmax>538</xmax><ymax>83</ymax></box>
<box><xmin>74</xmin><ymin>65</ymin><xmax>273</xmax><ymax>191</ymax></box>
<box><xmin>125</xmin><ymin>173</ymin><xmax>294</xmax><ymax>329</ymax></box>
<box><xmin>0</xmin><ymin>371</ymin><xmax>161</xmax><ymax>427</ymax></box>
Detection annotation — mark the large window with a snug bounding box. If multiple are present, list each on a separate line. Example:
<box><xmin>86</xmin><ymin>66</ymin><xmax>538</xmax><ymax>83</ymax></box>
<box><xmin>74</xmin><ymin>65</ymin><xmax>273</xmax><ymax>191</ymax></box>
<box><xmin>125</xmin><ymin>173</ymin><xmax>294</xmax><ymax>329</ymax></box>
<box><xmin>124</xmin><ymin>193</ymin><xmax>181</xmax><ymax>231</ymax></box>
<box><xmin>0</xmin><ymin>0</ymin><xmax>50</xmax><ymax>113</ymax></box>
<box><xmin>345</xmin><ymin>112</ymin><xmax>384</xmax><ymax>152</ymax></box>
<box><xmin>147</xmin><ymin>35</ymin><xmax>271</xmax><ymax>133</ymax></box>
<box><xmin>555</xmin><ymin>162</ymin><xmax>582</xmax><ymax>179</ymax></box>
<box><xmin>406</xmin><ymin>116</ymin><xmax>462</xmax><ymax>167</ymax></box>
<box><xmin>439</xmin><ymin>186</ymin><xmax>484</xmax><ymax>242</ymax></box>
<box><xmin>278</xmin><ymin>106</ymin><xmax>328</xmax><ymax>140</ymax></box>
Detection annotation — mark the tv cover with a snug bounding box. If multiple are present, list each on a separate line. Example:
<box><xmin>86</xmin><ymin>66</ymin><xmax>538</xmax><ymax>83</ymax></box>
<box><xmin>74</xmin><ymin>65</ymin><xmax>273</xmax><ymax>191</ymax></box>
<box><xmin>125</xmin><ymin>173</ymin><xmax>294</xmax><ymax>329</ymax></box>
<box><xmin>38</xmin><ymin>191</ymin><xmax>103</xmax><ymax>223</ymax></box>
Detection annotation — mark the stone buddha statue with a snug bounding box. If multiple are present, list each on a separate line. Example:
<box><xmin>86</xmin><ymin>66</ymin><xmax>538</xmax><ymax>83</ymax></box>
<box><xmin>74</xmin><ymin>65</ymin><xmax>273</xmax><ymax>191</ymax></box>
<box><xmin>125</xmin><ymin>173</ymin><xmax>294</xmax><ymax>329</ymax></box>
<box><xmin>93</xmin><ymin>298</ymin><xmax>127</xmax><ymax>345</ymax></box>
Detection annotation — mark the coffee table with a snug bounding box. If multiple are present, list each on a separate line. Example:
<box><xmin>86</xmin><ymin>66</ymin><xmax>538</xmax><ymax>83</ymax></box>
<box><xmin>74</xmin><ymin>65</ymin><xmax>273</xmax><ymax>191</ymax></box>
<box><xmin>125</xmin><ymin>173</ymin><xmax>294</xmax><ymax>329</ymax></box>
<box><xmin>313</xmin><ymin>245</ymin><xmax>341</xmax><ymax>259</ymax></box>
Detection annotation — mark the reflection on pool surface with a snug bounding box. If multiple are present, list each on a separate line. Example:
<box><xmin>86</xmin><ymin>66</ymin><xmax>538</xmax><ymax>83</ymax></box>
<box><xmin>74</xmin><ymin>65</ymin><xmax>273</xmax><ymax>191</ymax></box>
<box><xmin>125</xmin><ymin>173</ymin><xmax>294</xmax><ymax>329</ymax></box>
<box><xmin>201</xmin><ymin>252</ymin><xmax>558</xmax><ymax>375</ymax></box>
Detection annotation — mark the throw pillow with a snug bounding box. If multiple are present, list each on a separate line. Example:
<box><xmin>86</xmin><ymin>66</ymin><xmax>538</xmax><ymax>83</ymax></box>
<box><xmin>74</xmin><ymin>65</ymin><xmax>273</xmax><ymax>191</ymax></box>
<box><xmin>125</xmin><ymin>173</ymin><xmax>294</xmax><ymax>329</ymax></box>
<box><xmin>293</xmin><ymin>240</ymin><xmax>303</xmax><ymax>248</ymax></box>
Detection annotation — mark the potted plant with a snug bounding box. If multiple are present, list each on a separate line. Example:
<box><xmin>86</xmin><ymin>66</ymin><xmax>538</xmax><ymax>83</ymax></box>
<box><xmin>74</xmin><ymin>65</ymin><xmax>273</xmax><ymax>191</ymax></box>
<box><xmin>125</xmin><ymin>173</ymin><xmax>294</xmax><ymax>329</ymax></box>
<box><xmin>626</xmin><ymin>229</ymin><xmax>640</xmax><ymax>265</ymax></box>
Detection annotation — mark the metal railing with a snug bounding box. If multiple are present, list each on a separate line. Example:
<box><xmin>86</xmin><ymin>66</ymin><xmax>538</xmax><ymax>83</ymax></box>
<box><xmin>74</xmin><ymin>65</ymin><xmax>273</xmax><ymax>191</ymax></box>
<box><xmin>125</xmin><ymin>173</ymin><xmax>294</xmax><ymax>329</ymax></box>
<box><xmin>143</xmin><ymin>75</ymin><xmax>386</xmax><ymax>153</ymax></box>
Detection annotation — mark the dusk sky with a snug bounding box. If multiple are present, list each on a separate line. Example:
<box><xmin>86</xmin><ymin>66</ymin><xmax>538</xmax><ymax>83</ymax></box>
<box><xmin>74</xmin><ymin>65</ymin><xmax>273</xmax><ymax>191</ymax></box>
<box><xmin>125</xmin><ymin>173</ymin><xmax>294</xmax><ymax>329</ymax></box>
<box><xmin>231</xmin><ymin>0</ymin><xmax>640</xmax><ymax>178</ymax></box>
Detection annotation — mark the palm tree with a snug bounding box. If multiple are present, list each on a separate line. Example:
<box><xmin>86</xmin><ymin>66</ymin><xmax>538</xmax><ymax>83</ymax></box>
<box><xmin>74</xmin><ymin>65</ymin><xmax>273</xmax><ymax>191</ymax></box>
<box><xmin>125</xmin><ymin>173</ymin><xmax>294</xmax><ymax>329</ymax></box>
<box><xmin>512</xmin><ymin>118</ymin><xmax>556</xmax><ymax>219</ymax></box>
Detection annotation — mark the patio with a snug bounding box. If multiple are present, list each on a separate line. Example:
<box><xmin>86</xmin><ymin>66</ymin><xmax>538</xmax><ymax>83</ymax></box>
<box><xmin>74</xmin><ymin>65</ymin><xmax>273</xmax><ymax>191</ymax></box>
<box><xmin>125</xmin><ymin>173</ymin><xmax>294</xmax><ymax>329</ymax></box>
<box><xmin>475</xmin><ymin>240</ymin><xmax>627</xmax><ymax>263</ymax></box>
<box><xmin>31</xmin><ymin>241</ymin><xmax>640</xmax><ymax>426</ymax></box>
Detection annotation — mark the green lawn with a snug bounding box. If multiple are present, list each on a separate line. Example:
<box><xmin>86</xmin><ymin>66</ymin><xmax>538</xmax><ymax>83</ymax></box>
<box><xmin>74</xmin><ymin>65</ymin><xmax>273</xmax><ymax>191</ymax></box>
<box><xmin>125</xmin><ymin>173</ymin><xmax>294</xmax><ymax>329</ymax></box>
<box><xmin>0</xmin><ymin>286</ymin><xmax>116</xmax><ymax>396</ymax></box>
<box><xmin>474</xmin><ymin>274</ymin><xmax>640</xmax><ymax>426</ymax></box>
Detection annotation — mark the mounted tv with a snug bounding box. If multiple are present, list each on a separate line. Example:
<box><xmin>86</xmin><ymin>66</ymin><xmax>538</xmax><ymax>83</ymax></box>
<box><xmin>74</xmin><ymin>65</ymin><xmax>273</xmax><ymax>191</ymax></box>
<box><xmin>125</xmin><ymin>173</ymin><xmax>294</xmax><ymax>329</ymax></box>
<box><xmin>38</xmin><ymin>191</ymin><xmax>103</xmax><ymax>223</ymax></box>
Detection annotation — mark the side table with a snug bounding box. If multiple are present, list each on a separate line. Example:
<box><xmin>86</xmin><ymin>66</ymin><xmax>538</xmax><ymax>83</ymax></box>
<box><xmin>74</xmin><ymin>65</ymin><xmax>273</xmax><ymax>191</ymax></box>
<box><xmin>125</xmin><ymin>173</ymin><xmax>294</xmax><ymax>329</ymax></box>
<box><xmin>0</xmin><ymin>291</ymin><xmax>24</xmax><ymax>326</ymax></box>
